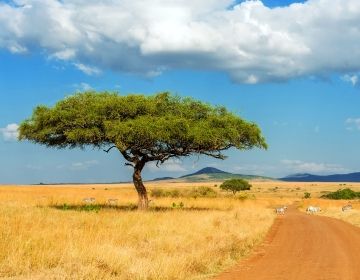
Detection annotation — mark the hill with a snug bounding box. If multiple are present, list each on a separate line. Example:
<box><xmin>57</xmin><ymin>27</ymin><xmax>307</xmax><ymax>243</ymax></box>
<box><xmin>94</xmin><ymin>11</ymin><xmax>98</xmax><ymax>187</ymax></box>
<box><xmin>180</xmin><ymin>167</ymin><xmax>229</xmax><ymax>178</ymax></box>
<box><xmin>280</xmin><ymin>172</ymin><xmax>360</xmax><ymax>182</ymax></box>
<box><xmin>151</xmin><ymin>167</ymin><xmax>273</xmax><ymax>182</ymax></box>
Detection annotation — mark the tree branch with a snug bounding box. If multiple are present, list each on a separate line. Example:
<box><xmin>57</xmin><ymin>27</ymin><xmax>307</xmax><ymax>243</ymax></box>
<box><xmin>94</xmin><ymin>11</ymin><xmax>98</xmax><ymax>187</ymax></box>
<box><xmin>103</xmin><ymin>145</ymin><xmax>116</xmax><ymax>153</ymax></box>
<box><xmin>200</xmin><ymin>151</ymin><xmax>226</xmax><ymax>160</ymax></box>
<box><xmin>120</xmin><ymin>150</ymin><xmax>137</xmax><ymax>163</ymax></box>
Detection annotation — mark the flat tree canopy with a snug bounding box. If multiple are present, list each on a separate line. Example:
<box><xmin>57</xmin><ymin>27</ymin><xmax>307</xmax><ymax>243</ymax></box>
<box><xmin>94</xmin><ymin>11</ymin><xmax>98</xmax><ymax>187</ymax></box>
<box><xmin>220</xmin><ymin>179</ymin><xmax>252</xmax><ymax>195</ymax></box>
<box><xmin>19</xmin><ymin>92</ymin><xmax>267</xmax><ymax>209</ymax></box>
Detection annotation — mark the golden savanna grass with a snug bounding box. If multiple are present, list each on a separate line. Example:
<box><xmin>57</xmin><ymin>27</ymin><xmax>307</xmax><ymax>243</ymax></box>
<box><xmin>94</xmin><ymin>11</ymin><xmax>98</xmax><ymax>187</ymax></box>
<box><xmin>300</xmin><ymin>199</ymin><xmax>360</xmax><ymax>227</ymax></box>
<box><xmin>0</xmin><ymin>182</ymin><xmax>283</xmax><ymax>280</ymax></box>
<box><xmin>286</xmin><ymin>182</ymin><xmax>360</xmax><ymax>227</ymax></box>
<box><xmin>1</xmin><ymin>180</ymin><xmax>360</xmax><ymax>279</ymax></box>
<box><xmin>302</xmin><ymin>199</ymin><xmax>360</xmax><ymax>227</ymax></box>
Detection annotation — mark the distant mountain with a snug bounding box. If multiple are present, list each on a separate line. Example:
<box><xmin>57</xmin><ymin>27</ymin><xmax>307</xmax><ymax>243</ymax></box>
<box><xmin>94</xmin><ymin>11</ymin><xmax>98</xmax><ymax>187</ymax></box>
<box><xmin>280</xmin><ymin>172</ymin><xmax>360</xmax><ymax>182</ymax></box>
<box><xmin>180</xmin><ymin>167</ymin><xmax>229</xmax><ymax>178</ymax></box>
<box><xmin>149</xmin><ymin>167</ymin><xmax>273</xmax><ymax>182</ymax></box>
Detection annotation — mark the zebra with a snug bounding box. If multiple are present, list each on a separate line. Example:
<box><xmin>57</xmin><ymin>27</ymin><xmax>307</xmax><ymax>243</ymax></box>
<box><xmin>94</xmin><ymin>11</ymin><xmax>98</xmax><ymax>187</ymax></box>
<box><xmin>342</xmin><ymin>204</ymin><xmax>352</xmax><ymax>211</ymax></box>
<box><xmin>82</xmin><ymin>197</ymin><xmax>96</xmax><ymax>204</ymax></box>
<box><xmin>306</xmin><ymin>206</ymin><xmax>321</xmax><ymax>214</ymax></box>
<box><xmin>275</xmin><ymin>207</ymin><xmax>285</xmax><ymax>215</ymax></box>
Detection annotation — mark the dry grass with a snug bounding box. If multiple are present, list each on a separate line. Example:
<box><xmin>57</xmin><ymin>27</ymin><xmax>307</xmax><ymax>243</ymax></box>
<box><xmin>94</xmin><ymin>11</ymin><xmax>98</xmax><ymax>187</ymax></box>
<box><xmin>0</xmin><ymin>183</ymin><xmax>281</xmax><ymax>280</ymax></box>
<box><xmin>290</xmin><ymin>182</ymin><xmax>360</xmax><ymax>227</ymax></box>
<box><xmin>300</xmin><ymin>197</ymin><xmax>360</xmax><ymax>227</ymax></box>
<box><xmin>2</xmin><ymin>180</ymin><xmax>358</xmax><ymax>279</ymax></box>
<box><xmin>248</xmin><ymin>181</ymin><xmax>360</xmax><ymax>199</ymax></box>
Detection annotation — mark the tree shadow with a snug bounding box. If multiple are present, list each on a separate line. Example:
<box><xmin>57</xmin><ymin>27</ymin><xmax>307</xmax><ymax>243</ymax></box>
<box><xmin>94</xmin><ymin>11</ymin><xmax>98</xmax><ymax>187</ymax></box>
<box><xmin>45</xmin><ymin>203</ymin><xmax>215</xmax><ymax>212</ymax></box>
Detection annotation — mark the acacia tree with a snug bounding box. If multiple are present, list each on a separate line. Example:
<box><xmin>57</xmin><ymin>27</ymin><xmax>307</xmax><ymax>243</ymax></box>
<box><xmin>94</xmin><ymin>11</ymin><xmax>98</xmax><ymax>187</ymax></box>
<box><xmin>19</xmin><ymin>92</ymin><xmax>267</xmax><ymax>209</ymax></box>
<box><xmin>220</xmin><ymin>179</ymin><xmax>252</xmax><ymax>195</ymax></box>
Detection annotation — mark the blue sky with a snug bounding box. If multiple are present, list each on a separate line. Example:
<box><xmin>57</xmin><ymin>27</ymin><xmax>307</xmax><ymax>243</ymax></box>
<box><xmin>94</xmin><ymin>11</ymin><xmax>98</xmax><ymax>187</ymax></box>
<box><xmin>1</xmin><ymin>0</ymin><xmax>360</xmax><ymax>184</ymax></box>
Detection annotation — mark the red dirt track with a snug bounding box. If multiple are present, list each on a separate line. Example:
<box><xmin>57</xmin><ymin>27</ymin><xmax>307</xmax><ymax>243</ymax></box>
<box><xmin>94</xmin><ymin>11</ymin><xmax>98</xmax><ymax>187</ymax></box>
<box><xmin>214</xmin><ymin>205</ymin><xmax>360</xmax><ymax>280</ymax></box>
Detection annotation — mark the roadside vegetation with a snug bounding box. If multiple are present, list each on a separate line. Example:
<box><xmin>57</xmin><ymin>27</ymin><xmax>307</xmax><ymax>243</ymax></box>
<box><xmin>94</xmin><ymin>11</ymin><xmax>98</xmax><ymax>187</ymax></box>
<box><xmin>321</xmin><ymin>188</ymin><xmax>360</xmax><ymax>200</ymax></box>
<box><xmin>319</xmin><ymin>207</ymin><xmax>360</xmax><ymax>227</ymax></box>
<box><xmin>303</xmin><ymin>192</ymin><xmax>311</xmax><ymax>199</ymax></box>
<box><xmin>301</xmin><ymin>197</ymin><xmax>360</xmax><ymax>228</ymax></box>
<box><xmin>299</xmin><ymin>185</ymin><xmax>360</xmax><ymax>228</ymax></box>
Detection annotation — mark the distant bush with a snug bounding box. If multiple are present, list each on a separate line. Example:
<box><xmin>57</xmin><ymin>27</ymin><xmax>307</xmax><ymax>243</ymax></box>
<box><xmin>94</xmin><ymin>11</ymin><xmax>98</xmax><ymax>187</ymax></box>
<box><xmin>150</xmin><ymin>188</ymin><xmax>180</xmax><ymax>198</ymax></box>
<box><xmin>59</xmin><ymin>203</ymin><xmax>101</xmax><ymax>212</ymax></box>
<box><xmin>189</xmin><ymin>186</ymin><xmax>217</xmax><ymax>198</ymax></box>
<box><xmin>81</xmin><ymin>204</ymin><xmax>101</xmax><ymax>212</ymax></box>
<box><xmin>150</xmin><ymin>189</ymin><xmax>163</xmax><ymax>198</ymax></box>
<box><xmin>61</xmin><ymin>203</ymin><xmax>70</xmax><ymax>210</ymax></box>
<box><xmin>303</xmin><ymin>192</ymin><xmax>311</xmax><ymax>199</ymax></box>
<box><xmin>321</xmin><ymin>188</ymin><xmax>360</xmax><ymax>200</ymax></box>
<box><xmin>237</xmin><ymin>193</ymin><xmax>251</xmax><ymax>200</ymax></box>
<box><xmin>220</xmin><ymin>179</ymin><xmax>251</xmax><ymax>195</ymax></box>
<box><xmin>172</xmin><ymin>202</ymin><xmax>184</xmax><ymax>209</ymax></box>
<box><xmin>150</xmin><ymin>187</ymin><xmax>217</xmax><ymax>198</ymax></box>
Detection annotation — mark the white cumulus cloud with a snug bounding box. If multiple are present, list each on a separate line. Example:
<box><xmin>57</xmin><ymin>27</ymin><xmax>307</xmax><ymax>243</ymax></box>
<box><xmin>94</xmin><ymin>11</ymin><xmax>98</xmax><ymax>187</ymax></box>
<box><xmin>1</xmin><ymin>0</ymin><xmax>360</xmax><ymax>83</ymax></box>
<box><xmin>0</xmin><ymin>123</ymin><xmax>19</xmax><ymax>141</ymax></box>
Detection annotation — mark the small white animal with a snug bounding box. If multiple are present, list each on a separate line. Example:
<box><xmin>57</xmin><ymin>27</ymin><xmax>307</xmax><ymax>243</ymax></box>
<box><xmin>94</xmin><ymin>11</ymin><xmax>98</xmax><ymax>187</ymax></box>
<box><xmin>107</xmin><ymin>198</ymin><xmax>118</xmax><ymax>205</ymax></box>
<box><xmin>342</xmin><ymin>204</ymin><xmax>352</xmax><ymax>211</ymax></box>
<box><xmin>306</xmin><ymin>206</ymin><xmax>321</xmax><ymax>214</ymax></box>
<box><xmin>275</xmin><ymin>207</ymin><xmax>285</xmax><ymax>215</ymax></box>
<box><xmin>82</xmin><ymin>197</ymin><xmax>96</xmax><ymax>204</ymax></box>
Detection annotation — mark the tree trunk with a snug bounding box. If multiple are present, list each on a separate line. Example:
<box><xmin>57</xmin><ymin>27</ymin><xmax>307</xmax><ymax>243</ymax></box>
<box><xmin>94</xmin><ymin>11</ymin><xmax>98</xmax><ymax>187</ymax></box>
<box><xmin>132</xmin><ymin>161</ymin><xmax>149</xmax><ymax>210</ymax></box>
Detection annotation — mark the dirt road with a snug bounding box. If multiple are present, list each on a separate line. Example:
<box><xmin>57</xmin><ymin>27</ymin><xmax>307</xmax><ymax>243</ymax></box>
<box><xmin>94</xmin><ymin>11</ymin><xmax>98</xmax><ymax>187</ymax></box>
<box><xmin>214</xmin><ymin>205</ymin><xmax>360</xmax><ymax>280</ymax></box>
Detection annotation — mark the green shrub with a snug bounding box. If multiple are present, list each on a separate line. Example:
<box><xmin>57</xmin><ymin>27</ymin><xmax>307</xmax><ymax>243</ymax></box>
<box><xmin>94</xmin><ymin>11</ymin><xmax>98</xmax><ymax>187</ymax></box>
<box><xmin>303</xmin><ymin>192</ymin><xmax>311</xmax><ymax>199</ymax></box>
<box><xmin>321</xmin><ymin>188</ymin><xmax>360</xmax><ymax>200</ymax></box>
<box><xmin>58</xmin><ymin>203</ymin><xmax>100</xmax><ymax>212</ymax></box>
<box><xmin>220</xmin><ymin>179</ymin><xmax>251</xmax><ymax>195</ymax></box>
<box><xmin>62</xmin><ymin>203</ymin><xmax>70</xmax><ymax>210</ymax></box>
<box><xmin>172</xmin><ymin>202</ymin><xmax>184</xmax><ymax>209</ymax></box>
<box><xmin>80</xmin><ymin>204</ymin><xmax>101</xmax><ymax>212</ymax></box>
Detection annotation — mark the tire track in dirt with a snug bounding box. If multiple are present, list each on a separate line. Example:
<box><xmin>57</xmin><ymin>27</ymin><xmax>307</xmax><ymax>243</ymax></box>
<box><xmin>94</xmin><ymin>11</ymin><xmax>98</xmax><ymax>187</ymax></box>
<box><xmin>214</xmin><ymin>205</ymin><xmax>360</xmax><ymax>280</ymax></box>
